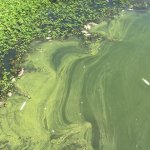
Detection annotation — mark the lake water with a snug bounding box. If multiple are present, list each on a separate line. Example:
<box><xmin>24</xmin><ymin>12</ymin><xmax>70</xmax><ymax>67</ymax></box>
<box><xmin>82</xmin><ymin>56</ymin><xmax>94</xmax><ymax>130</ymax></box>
<box><xmin>0</xmin><ymin>11</ymin><xmax>150</xmax><ymax>150</ymax></box>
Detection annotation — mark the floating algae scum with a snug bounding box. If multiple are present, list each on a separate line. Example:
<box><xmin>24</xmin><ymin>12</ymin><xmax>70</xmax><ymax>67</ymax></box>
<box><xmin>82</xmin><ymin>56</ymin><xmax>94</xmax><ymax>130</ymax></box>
<box><xmin>1</xmin><ymin>11</ymin><xmax>150</xmax><ymax>150</ymax></box>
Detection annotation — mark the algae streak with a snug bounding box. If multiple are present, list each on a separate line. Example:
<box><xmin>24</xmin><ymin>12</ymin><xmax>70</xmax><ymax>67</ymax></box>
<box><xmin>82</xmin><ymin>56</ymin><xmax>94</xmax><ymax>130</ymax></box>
<box><xmin>1</xmin><ymin>12</ymin><xmax>150</xmax><ymax>150</ymax></box>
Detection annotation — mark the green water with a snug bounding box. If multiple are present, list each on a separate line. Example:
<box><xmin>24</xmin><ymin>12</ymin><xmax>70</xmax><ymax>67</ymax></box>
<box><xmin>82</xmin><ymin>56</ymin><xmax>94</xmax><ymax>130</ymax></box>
<box><xmin>1</xmin><ymin>11</ymin><xmax>150</xmax><ymax>150</ymax></box>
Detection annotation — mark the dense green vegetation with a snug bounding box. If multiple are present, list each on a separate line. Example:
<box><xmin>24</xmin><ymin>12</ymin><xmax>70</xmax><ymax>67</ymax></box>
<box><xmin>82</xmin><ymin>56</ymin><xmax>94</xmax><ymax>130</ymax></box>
<box><xmin>0</xmin><ymin>0</ymin><xmax>150</xmax><ymax>99</ymax></box>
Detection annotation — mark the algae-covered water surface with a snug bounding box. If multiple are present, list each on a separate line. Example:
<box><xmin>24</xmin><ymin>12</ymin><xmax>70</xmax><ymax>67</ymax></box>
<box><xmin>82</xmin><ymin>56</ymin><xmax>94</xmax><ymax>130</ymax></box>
<box><xmin>1</xmin><ymin>11</ymin><xmax>150</xmax><ymax>150</ymax></box>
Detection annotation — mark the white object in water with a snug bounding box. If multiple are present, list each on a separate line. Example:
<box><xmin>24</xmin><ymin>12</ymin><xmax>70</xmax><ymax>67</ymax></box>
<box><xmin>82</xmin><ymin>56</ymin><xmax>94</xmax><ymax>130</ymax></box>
<box><xmin>11</xmin><ymin>78</ymin><xmax>16</xmax><ymax>82</ymax></box>
<box><xmin>84</xmin><ymin>33</ymin><xmax>91</xmax><ymax>37</ymax></box>
<box><xmin>88</xmin><ymin>22</ymin><xmax>98</xmax><ymax>27</ymax></box>
<box><xmin>84</xmin><ymin>24</ymin><xmax>91</xmax><ymax>30</ymax></box>
<box><xmin>18</xmin><ymin>68</ymin><xmax>24</xmax><ymax>77</ymax></box>
<box><xmin>81</xmin><ymin>30</ymin><xmax>88</xmax><ymax>34</ymax></box>
<box><xmin>20</xmin><ymin>101</ymin><xmax>27</xmax><ymax>111</ymax></box>
<box><xmin>7</xmin><ymin>92</ymin><xmax>12</xmax><ymax>97</ymax></box>
<box><xmin>128</xmin><ymin>8</ymin><xmax>134</xmax><ymax>11</ymax></box>
<box><xmin>51</xmin><ymin>130</ymin><xmax>55</xmax><ymax>134</ymax></box>
<box><xmin>46</xmin><ymin>36</ymin><xmax>51</xmax><ymax>40</ymax></box>
<box><xmin>80</xmin><ymin>101</ymin><xmax>83</xmax><ymax>104</ymax></box>
<box><xmin>142</xmin><ymin>78</ymin><xmax>150</xmax><ymax>86</ymax></box>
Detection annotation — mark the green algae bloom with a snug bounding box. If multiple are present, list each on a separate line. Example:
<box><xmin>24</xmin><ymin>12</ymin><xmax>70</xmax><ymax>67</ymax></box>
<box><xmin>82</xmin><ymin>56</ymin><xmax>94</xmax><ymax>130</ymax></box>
<box><xmin>1</xmin><ymin>11</ymin><xmax>150</xmax><ymax>150</ymax></box>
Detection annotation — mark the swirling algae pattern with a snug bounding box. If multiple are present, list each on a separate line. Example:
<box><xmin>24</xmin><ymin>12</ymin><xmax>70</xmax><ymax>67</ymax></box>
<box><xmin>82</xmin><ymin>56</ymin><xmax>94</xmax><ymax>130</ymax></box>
<box><xmin>1</xmin><ymin>11</ymin><xmax>150</xmax><ymax>150</ymax></box>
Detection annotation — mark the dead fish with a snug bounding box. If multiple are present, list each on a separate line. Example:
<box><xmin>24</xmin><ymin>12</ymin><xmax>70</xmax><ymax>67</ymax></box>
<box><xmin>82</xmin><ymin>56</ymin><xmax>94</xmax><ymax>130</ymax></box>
<box><xmin>142</xmin><ymin>78</ymin><xmax>150</xmax><ymax>86</ymax></box>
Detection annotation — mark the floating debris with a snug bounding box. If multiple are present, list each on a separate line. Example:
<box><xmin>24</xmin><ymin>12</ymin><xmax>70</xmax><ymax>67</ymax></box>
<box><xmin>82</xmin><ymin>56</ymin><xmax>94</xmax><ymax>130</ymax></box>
<box><xmin>51</xmin><ymin>129</ymin><xmax>55</xmax><ymax>134</ymax></box>
<box><xmin>84</xmin><ymin>22</ymin><xmax>97</xmax><ymax>31</ymax></box>
<box><xmin>20</xmin><ymin>101</ymin><xmax>27</xmax><ymax>111</ymax></box>
<box><xmin>142</xmin><ymin>78</ymin><xmax>150</xmax><ymax>86</ymax></box>
<box><xmin>82</xmin><ymin>22</ymin><xmax>96</xmax><ymax>37</ymax></box>
<box><xmin>128</xmin><ymin>8</ymin><xmax>134</xmax><ymax>11</ymax></box>
<box><xmin>27</xmin><ymin>95</ymin><xmax>31</xmax><ymax>99</ymax></box>
<box><xmin>7</xmin><ymin>92</ymin><xmax>12</xmax><ymax>97</ymax></box>
<box><xmin>11</xmin><ymin>78</ymin><xmax>16</xmax><ymax>82</ymax></box>
<box><xmin>84</xmin><ymin>24</ymin><xmax>91</xmax><ymax>30</ymax></box>
<box><xmin>84</xmin><ymin>33</ymin><xmax>91</xmax><ymax>37</ymax></box>
<box><xmin>18</xmin><ymin>68</ymin><xmax>24</xmax><ymax>77</ymax></box>
<box><xmin>46</xmin><ymin>37</ymin><xmax>51</xmax><ymax>40</ymax></box>
<box><xmin>81</xmin><ymin>30</ymin><xmax>91</xmax><ymax>37</ymax></box>
<box><xmin>81</xmin><ymin>30</ymin><xmax>88</xmax><ymax>34</ymax></box>
<box><xmin>88</xmin><ymin>22</ymin><xmax>98</xmax><ymax>27</ymax></box>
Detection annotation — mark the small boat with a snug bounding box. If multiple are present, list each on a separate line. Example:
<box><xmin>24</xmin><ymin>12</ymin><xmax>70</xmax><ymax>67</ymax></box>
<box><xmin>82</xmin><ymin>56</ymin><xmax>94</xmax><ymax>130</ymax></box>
<box><xmin>142</xmin><ymin>78</ymin><xmax>150</xmax><ymax>86</ymax></box>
